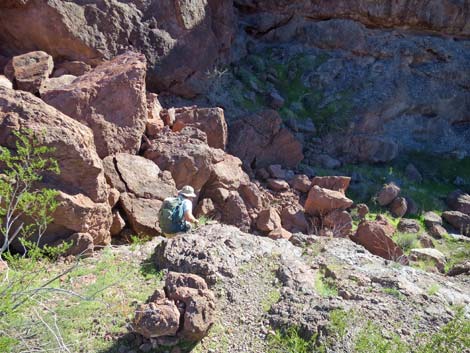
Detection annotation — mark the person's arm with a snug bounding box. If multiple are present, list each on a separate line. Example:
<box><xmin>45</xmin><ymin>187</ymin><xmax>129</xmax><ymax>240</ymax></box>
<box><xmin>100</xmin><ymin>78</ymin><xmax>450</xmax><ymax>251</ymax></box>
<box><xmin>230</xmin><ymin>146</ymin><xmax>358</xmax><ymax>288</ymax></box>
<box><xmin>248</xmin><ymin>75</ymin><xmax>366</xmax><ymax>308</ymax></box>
<box><xmin>182</xmin><ymin>199</ymin><xmax>199</xmax><ymax>224</ymax></box>
<box><xmin>184</xmin><ymin>210</ymin><xmax>198</xmax><ymax>223</ymax></box>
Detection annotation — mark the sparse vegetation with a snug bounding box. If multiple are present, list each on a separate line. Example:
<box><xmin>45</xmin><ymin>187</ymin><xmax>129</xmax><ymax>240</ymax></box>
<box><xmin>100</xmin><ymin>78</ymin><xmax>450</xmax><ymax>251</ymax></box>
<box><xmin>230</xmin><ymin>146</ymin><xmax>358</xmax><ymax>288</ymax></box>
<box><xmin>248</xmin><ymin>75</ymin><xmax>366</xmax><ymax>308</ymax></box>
<box><xmin>262</xmin><ymin>288</ymin><xmax>281</xmax><ymax>312</ymax></box>
<box><xmin>267</xmin><ymin>326</ymin><xmax>317</xmax><ymax>353</ymax></box>
<box><xmin>393</xmin><ymin>232</ymin><xmax>421</xmax><ymax>254</ymax></box>
<box><xmin>314</xmin><ymin>271</ymin><xmax>338</xmax><ymax>297</ymax></box>
<box><xmin>382</xmin><ymin>287</ymin><xmax>405</xmax><ymax>300</ymax></box>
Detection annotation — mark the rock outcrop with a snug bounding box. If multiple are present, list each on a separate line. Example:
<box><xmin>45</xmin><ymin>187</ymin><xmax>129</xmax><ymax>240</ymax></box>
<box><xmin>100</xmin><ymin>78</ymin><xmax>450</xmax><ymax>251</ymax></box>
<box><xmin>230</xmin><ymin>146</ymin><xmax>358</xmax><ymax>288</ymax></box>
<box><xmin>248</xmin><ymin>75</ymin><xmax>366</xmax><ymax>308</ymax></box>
<box><xmin>0</xmin><ymin>86</ymin><xmax>111</xmax><ymax>248</ymax></box>
<box><xmin>43</xmin><ymin>51</ymin><xmax>147</xmax><ymax>158</ymax></box>
<box><xmin>229</xmin><ymin>110</ymin><xmax>303</xmax><ymax>170</ymax></box>
<box><xmin>0</xmin><ymin>0</ymin><xmax>235</xmax><ymax>97</ymax></box>
<box><xmin>103</xmin><ymin>153</ymin><xmax>177</xmax><ymax>236</ymax></box>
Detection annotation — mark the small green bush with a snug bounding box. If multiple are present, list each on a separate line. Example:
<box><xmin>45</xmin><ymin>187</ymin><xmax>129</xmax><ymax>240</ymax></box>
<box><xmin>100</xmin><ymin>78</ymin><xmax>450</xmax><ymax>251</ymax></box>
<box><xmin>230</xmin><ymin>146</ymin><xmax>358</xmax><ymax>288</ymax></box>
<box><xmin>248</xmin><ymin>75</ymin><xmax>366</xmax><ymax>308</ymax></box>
<box><xmin>268</xmin><ymin>326</ymin><xmax>317</xmax><ymax>353</ymax></box>
<box><xmin>394</xmin><ymin>232</ymin><xmax>420</xmax><ymax>254</ymax></box>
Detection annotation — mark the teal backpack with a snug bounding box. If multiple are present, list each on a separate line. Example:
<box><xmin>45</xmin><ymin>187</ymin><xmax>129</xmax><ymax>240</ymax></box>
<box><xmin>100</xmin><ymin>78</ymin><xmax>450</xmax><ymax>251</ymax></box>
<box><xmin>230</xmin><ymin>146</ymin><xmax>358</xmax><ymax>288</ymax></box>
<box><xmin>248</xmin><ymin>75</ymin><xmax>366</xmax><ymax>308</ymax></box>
<box><xmin>158</xmin><ymin>197</ymin><xmax>185</xmax><ymax>234</ymax></box>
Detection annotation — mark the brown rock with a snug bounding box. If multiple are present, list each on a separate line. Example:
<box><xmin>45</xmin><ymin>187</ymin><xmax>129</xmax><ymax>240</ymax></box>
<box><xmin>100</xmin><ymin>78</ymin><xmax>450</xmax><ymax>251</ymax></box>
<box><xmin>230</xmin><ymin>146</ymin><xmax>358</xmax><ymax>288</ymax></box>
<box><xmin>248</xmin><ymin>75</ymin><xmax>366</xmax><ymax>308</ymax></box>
<box><xmin>323</xmin><ymin>210</ymin><xmax>353</xmax><ymax>237</ymax></box>
<box><xmin>53</xmin><ymin>61</ymin><xmax>91</xmax><ymax>77</ymax></box>
<box><xmin>447</xmin><ymin>190</ymin><xmax>470</xmax><ymax>215</ymax></box>
<box><xmin>442</xmin><ymin>211</ymin><xmax>470</xmax><ymax>235</ymax></box>
<box><xmin>171</xmin><ymin>107</ymin><xmax>227</xmax><ymax>150</ymax></box>
<box><xmin>107</xmin><ymin>188</ymin><xmax>120</xmax><ymax>208</ymax></box>
<box><xmin>4</xmin><ymin>51</ymin><xmax>53</xmax><ymax>94</ymax></box>
<box><xmin>39</xmin><ymin>75</ymin><xmax>76</xmax><ymax>96</ymax></box>
<box><xmin>447</xmin><ymin>261</ymin><xmax>470</xmax><ymax>276</ymax></box>
<box><xmin>133</xmin><ymin>301</ymin><xmax>181</xmax><ymax>338</ymax></box>
<box><xmin>144</xmin><ymin>128</ymin><xmax>218</xmax><ymax>190</ymax></box>
<box><xmin>194</xmin><ymin>198</ymin><xmax>216</xmax><ymax>218</ymax></box>
<box><xmin>418</xmin><ymin>233</ymin><xmax>434</xmax><ymax>248</ymax></box>
<box><xmin>311</xmin><ymin>176</ymin><xmax>351</xmax><ymax>193</ymax></box>
<box><xmin>104</xmin><ymin>153</ymin><xmax>177</xmax><ymax>200</ymax></box>
<box><xmin>356</xmin><ymin>203</ymin><xmax>369</xmax><ymax>219</ymax></box>
<box><xmin>423</xmin><ymin>211</ymin><xmax>443</xmax><ymax>228</ymax></box>
<box><xmin>110</xmin><ymin>210</ymin><xmax>126</xmax><ymax>236</ymax></box>
<box><xmin>267</xmin><ymin>164</ymin><xmax>287</xmax><ymax>180</ymax></box>
<box><xmin>377</xmin><ymin>183</ymin><xmax>400</xmax><ymax>206</ymax></box>
<box><xmin>43</xmin><ymin>51</ymin><xmax>147</xmax><ymax>158</ymax></box>
<box><xmin>267</xmin><ymin>178</ymin><xmax>290</xmax><ymax>192</ymax></box>
<box><xmin>229</xmin><ymin>110</ymin><xmax>303</xmax><ymax>170</ymax></box>
<box><xmin>220</xmin><ymin>192</ymin><xmax>251</xmax><ymax>232</ymax></box>
<box><xmin>428</xmin><ymin>224</ymin><xmax>447</xmax><ymax>239</ymax></box>
<box><xmin>51</xmin><ymin>192</ymin><xmax>112</xmax><ymax>246</ymax></box>
<box><xmin>239</xmin><ymin>183</ymin><xmax>263</xmax><ymax>210</ymax></box>
<box><xmin>281</xmin><ymin>206</ymin><xmax>309</xmax><ymax>233</ymax></box>
<box><xmin>0</xmin><ymin>88</ymin><xmax>108</xmax><ymax>204</ymax></box>
<box><xmin>268</xmin><ymin>227</ymin><xmax>292</xmax><ymax>240</ymax></box>
<box><xmin>56</xmin><ymin>232</ymin><xmax>94</xmax><ymax>257</ymax></box>
<box><xmin>397</xmin><ymin>219</ymin><xmax>420</xmax><ymax>233</ymax></box>
<box><xmin>410</xmin><ymin>248</ymin><xmax>446</xmax><ymax>273</ymax></box>
<box><xmin>352</xmin><ymin>219</ymin><xmax>406</xmax><ymax>263</ymax></box>
<box><xmin>146</xmin><ymin>93</ymin><xmax>164</xmax><ymax>138</ymax></box>
<box><xmin>304</xmin><ymin>185</ymin><xmax>353</xmax><ymax>216</ymax></box>
<box><xmin>120</xmin><ymin>193</ymin><xmax>163</xmax><ymax>237</ymax></box>
<box><xmin>256</xmin><ymin>208</ymin><xmax>282</xmax><ymax>233</ymax></box>
<box><xmin>161</xmin><ymin>108</ymin><xmax>176</xmax><ymax>127</ymax></box>
<box><xmin>290</xmin><ymin>174</ymin><xmax>312</xmax><ymax>193</ymax></box>
<box><xmin>165</xmin><ymin>272</ymin><xmax>208</xmax><ymax>293</ymax></box>
<box><xmin>0</xmin><ymin>75</ymin><xmax>13</xmax><ymax>89</ymax></box>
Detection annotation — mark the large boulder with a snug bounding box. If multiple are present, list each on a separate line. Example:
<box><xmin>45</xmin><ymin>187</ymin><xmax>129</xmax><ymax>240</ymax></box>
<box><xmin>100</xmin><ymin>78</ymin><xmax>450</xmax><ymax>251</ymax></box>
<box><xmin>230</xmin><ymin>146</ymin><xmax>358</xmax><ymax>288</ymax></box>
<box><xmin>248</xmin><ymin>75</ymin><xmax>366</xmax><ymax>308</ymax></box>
<box><xmin>171</xmin><ymin>106</ymin><xmax>228</xmax><ymax>149</ymax></box>
<box><xmin>281</xmin><ymin>206</ymin><xmax>309</xmax><ymax>233</ymax></box>
<box><xmin>442</xmin><ymin>211</ymin><xmax>470</xmax><ymax>235</ymax></box>
<box><xmin>49</xmin><ymin>192</ymin><xmax>112</xmax><ymax>247</ymax></box>
<box><xmin>389</xmin><ymin>196</ymin><xmax>407</xmax><ymax>218</ymax></box>
<box><xmin>323</xmin><ymin>210</ymin><xmax>353</xmax><ymax>237</ymax></box>
<box><xmin>144</xmin><ymin>127</ymin><xmax>254</xmax><ymax>230</ymax></box>
<box><xmin>229</xmin><ymin>110</ymin><xmax>303</xmax><ymax>170</ymax></box>
<box><xmin>352</xmin><ymin>219</ymin><xmax>406</xmax><ymax>263</ymax></box>
<box><xmin>447</xmin><ymin>190</ymin><xmax>470</xmax><ymax>215</ymax></box>
<box><xmin>0</xmin><ymin>0</ymin><xmax>235</xmax><ymax>97</ymax></box>
<box><xmin>103</xmin><ymin>153</ymin><xmax>177</xmax><ymax>237</ymax></box>
<box><xmin>42</xmin><ymin>51</ymin><xmax>147</xmax><ymax>158</ymax></box>
<box><xmin>410</xmin><ymin>248</ymin><xmax>446</xmax><ymax>273</ymax></box>
<box><xmin>0</xmin><ymin>88</ymin><xmax>111</xmax><ymax>202</ymax></box>
<box><xmin>377</xmin><ymin>183</ymin><xmax>400</xmax><ymax>206</ymax></box>
<box><xmin>304</xmin><ymin>185</ymin><xmax>353</xmax><ymax>216</ymax></box>
<box><xmin>4</xmin><ymin>51</ymin><xmax>53</xmax><ymax>94</ymax></box>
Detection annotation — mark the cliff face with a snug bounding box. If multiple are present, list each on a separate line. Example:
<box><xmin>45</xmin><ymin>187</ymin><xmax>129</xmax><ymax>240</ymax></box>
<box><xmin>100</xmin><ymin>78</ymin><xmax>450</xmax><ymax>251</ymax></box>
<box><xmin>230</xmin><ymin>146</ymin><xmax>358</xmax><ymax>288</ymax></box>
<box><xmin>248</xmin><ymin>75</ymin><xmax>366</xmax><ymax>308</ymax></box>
<box><xmin>0</xmin><ymin>0</ymin><xmax>469</xmax><ymax>161</ymax></box>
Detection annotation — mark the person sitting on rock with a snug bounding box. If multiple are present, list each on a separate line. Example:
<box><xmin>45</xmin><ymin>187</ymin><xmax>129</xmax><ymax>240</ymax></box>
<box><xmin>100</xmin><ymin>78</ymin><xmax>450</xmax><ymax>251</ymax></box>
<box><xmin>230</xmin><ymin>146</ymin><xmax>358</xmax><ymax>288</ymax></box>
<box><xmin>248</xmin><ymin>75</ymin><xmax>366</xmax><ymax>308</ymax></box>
<box><xmin>159</xmin><ymin>185</ymin><xmax>199</xmax><ymax>235</ymax></box>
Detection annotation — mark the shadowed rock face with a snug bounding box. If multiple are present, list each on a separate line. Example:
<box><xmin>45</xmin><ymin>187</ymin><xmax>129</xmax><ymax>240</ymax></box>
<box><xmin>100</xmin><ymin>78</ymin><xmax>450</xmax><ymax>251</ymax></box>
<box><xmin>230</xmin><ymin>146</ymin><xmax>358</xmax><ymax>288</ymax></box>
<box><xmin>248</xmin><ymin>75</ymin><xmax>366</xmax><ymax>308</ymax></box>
<box><xmin>235</xmin><ymin>0</ymin><xmax>470</xmax><ymax>36</ymax></box>
<box><xmin>0</xmin><ymin>0</ymin><xmax>235</xmax><ymax>97</ymax></box>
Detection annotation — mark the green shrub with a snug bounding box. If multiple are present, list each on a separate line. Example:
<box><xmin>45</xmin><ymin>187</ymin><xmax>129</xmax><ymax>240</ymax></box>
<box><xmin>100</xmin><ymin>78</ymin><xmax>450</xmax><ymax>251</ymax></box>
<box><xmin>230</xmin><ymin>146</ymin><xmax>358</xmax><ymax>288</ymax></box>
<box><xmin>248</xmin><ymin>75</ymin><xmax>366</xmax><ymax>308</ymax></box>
<box><xmin>0</xmin><ymin>129</ymin><xmax>59</xmax><ymax>258</ymax></box>
<box><xmin>315</xmin><ymin>271</ymin><xmax>338</xmax><ymax>297</ymax></box>
<box><xmin>394</xmin><ymin>232</ymin><xmax>420</xmax><ymax>254</ymax></box>
<box><xmin>354</xmin><ymin>321</ymin><xmax>409</xmax><ymax>353</ymax></box>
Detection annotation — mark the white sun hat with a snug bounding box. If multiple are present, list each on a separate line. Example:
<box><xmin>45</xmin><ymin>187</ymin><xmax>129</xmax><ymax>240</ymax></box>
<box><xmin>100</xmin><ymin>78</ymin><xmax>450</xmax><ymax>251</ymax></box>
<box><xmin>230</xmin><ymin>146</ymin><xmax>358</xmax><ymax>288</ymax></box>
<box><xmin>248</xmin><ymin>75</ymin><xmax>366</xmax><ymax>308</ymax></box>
<box><xmin>178</xmin><ymin>185</ymin><xmax>196</xmax><ymax>198</ymax></box>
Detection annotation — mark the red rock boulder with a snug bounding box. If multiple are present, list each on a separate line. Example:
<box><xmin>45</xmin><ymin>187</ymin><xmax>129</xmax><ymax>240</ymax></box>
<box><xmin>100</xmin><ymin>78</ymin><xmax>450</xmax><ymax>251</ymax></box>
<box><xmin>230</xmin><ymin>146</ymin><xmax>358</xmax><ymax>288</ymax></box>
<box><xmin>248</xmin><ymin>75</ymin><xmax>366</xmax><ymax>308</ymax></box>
<box><xmin>4</xmin><ymin>51</ymin><xmax>53</xmax><ymax>94</ymax></box>
<box><xmin>377</xmin><ymin>183</ymin><xmax>400</xmax><ymax>206</ymax></box>
<box><xmin>305</xmin><ymin>185</ymin><xmax>353</xmax><ymax>216</ymax></box>
<box><xmin>352</xmin><ymin>219</ymin><xmax>407</xmax><ymax>263</ymax></box>
<box><xmin>171</xmin><ymin>106</ymin><xmax>228</xmax><ymax>150</ymax></box>
<box><xmin>43</xmin><ymin>51</ymin><xmax>147</xmax><ymax>158</ymax></box>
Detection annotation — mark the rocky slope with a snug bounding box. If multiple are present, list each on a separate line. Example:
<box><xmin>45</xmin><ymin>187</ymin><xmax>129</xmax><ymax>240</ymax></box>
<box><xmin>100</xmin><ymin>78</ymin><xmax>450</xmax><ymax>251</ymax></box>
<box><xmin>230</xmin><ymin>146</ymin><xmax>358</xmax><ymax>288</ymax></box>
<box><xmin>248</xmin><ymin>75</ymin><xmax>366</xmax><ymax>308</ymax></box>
<box><xmin>148</xmin><ymin>223</ymin><xmax>469</xmax><ymax>352</ymax></box>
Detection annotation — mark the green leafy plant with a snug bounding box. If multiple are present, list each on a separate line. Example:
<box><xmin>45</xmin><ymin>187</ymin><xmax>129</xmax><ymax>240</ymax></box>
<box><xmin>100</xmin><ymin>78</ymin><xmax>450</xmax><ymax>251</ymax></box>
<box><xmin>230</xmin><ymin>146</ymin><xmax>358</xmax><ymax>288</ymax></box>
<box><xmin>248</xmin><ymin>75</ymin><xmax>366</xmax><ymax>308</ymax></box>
<box><xmin>0</xmin><ymin>129</ymin><xmax>59</xmax><ymax>258</ymax></box>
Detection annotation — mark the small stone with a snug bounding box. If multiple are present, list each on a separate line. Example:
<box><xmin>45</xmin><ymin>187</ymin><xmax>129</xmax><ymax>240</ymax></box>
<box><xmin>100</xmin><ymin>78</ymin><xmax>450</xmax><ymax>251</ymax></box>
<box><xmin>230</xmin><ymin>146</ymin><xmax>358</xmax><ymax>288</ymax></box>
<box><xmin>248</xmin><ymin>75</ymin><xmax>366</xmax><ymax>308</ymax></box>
<box><xmin>267</xmin><ymin>178</ymin><xmax>290</xmax><ymax>192</ymax></box>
